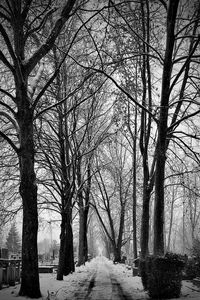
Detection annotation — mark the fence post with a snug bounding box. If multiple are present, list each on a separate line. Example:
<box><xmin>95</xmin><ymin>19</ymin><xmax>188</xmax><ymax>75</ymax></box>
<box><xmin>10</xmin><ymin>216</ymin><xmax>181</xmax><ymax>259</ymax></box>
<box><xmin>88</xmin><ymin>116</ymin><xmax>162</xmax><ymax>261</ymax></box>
<box><xmin>0</xmin><ymin>267</ymin><xmax>3</xmax><ymax>289</ymax></box>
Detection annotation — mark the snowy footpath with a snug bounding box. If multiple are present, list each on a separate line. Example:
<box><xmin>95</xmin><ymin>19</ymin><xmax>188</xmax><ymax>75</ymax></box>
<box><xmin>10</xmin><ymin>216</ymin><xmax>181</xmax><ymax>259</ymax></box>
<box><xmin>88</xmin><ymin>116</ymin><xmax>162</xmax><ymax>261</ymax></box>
<box><xmin>0</xmin><ymin>256</ymin><xmax>200</xmax><ymax>300</ymax></box>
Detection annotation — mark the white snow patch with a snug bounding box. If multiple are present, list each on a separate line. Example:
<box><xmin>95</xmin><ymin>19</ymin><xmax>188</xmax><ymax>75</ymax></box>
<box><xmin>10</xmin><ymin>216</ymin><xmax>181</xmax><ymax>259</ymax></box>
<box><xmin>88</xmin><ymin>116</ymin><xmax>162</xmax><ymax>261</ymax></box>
<box><xmin>0</xmin><ymin>257</ymin><xmax>200</xmax><ymax>300</ymax></box>
<box><xmin>108</xmin><ymin>260</ymin><xmax>200</xmax><ymax>300</ymax></box>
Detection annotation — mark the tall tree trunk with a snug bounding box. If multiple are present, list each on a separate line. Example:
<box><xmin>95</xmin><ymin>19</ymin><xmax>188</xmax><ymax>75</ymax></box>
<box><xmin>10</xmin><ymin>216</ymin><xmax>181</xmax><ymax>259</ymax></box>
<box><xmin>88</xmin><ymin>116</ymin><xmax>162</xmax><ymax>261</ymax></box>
<box><xmin>139</xmin><ymin>0</ymin><xmax>154</xmax><ymax>259</ymax></box>
<box><xmin>167</xmin><ymin>185</ymin><xmax>175</xmax><ymax>251</ymax></box>
<box><xmin>77</xmin><ymin>205</ymin><xmax>89</xmax><ymax>266</ymax></box>
<box><xmin>113</xmin><ymin>206</ymin><xmax>125</xmax><ymax>263</ymax></box>
<box><xmin>77</xmin><ymin>158</ymin><xmax>91</xmax><ymax>266</ymax></box>
<box><xmin>140</xmin><ymin>187</ymin><xmax>151</xmax><ymax>258</ymax></box>
<box><xmin>63</xmin><ymin>210</ymin><xmax>75</xmax><ymax>275</ymax></box>
<box><xmin>153</xmin><ymin>0</ymin><xmax>180</xmax><ymax>255</ymax></box>
<box><xmin>57</xmin><ymin>212</ymin><xmax>67</xmax><ymax>281</ymax></box>
<box><xmin>0</xmin><ymin>0</ymin><xmax>76</xmax><ymax>296</ymax></box>
<box><xmin>132</xmin><ymin>109</ymin><xmax>138</xmax><ymax>261</ymax></box>
<box><xmin>113</xmin><ymin>246</ymin><xmax>121</xmax><ymax>263</ymax></box>
<box><xmin>18</xmin><ymin>108</ymin><xmax>41</xmax><ymax>297</ymax></box>
<box><xmin>57</xmin><ymin>207</ymin><xmax>74</xmax><ymax>280</ymax></box>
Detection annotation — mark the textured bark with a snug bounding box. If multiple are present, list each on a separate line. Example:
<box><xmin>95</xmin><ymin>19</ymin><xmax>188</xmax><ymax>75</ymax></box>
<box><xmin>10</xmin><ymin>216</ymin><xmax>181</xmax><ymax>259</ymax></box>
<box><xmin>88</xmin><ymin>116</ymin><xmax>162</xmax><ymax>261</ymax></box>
<box><xmin>63</xmin><ymin>216</ymin><xmax>75</xmax><ymax>275</ymax></box>
<box><xmin>132</xmin><ymin>121</ymin><xmax>138</xmax><ymax>261</ymax></box>
<box><xmin>113</xmin><ymin>246</ymin><xmax>121</xmax><ymax>263</ymax></box>
<box><xmin>77</xmin><ymin>158</ymin><xmax>91</xmax><ymax>266</ymax></box>
<box><xmin>140</xmin><ymin>187</ymin><xmax>151</xmax><ymax>258</ymax></box>
<box><xmin>57</xmin><ymin>212</ymin><xmax>66</xmax><ymax>280</ymax></box>
<box><xmin>17</xmin><ymin>107</ymin><xmax>40</xmax><ymax>297</ymax></box>
<box><xmin>139</xmin><ymin>0</ymin><xmax>154</xmax><ymax>259</ymax></box>
<box><xmin>77</xmin><ymin>206</ymin><xmax>88</xmax><ymax>266</ymax></box>
<box><xmin>57</xmin><ymin>208</ymin><xmax>74</xmax><ymax>280</ymax></box>
<box><xmin>153</xmin><ymin>0</ymin><xmax>180</xmax><ymax>255</ymax></box>
<box><xmin>112</xmin><ymin>206</ymin><xmax>125</xmax><ymax>263</ymax></box>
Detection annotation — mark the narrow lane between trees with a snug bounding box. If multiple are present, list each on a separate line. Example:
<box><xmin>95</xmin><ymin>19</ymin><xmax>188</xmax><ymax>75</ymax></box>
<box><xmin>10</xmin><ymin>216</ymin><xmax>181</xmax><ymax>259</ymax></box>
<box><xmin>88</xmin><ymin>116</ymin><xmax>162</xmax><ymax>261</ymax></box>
<box><xmin>85</xmin><ymin>257</ymin><xmax>134</xmax><ymax>300</ymax></box>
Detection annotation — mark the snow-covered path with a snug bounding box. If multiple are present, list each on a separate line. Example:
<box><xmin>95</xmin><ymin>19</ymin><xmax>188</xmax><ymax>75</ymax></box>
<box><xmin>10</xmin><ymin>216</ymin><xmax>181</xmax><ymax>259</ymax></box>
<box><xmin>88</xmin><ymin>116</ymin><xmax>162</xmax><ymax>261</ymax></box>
<box><xmin>72</xmin><ymin>256</ymin><xmax>133</xmax><ymax>299</ymax></box>
<box><xmin>1</xmin><ymin>257</ymin><xmax>200</xmax><ymax>300</ymax></box>
<box><xmin>86</xmin><ymin>256</ymin><xmax>132</xmax><ymax>299</ymax></box>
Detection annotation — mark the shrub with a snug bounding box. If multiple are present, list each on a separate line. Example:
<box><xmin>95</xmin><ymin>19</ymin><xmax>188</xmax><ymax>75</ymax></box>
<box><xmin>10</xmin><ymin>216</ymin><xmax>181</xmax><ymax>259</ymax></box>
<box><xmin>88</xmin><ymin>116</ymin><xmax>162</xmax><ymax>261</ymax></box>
<box><xmin>184</xmin><ymin>258</ymin><xmax>197</xmax><ymax>279</ymax></box>
<box><xmin>139</xmin><ymin>259</ymin><xmax>148</xmax><ymax>290</ymax></box>
<box><xmin>141</xmin><ymin>253</ymin><xmax>184</xmax><ymax>299</ymax></box>
<box><xmin>184</xmin><ymin>256</ymin><xmax>200</xmax><ymax>279</ymax></box>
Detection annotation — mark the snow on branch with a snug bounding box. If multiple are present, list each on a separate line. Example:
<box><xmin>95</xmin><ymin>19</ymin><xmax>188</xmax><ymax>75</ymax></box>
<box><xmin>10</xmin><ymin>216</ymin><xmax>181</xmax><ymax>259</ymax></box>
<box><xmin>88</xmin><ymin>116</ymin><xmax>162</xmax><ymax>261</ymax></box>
<box><xmin>28</xmin><ymin>60</ymin><xmax>45</xmax><ymax>98</ymax></box>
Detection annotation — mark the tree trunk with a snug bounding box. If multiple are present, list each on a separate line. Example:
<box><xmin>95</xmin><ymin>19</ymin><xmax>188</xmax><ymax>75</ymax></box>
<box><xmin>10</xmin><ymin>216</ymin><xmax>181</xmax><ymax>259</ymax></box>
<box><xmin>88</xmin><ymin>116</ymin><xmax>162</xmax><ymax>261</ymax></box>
<box><xmin>132</xmin><ymin>110</ymin><xmax>138</xmax><ymax>261</ymax></box>
<box><xmin>140</xmin><ymin>186</ymin><xmax>151</xmax><ymax>258</ymax></box>
<box><xmin>113</xmin><ymin>246</ymin><xmax>121</xmax><ymax>263</ymax></box>
<box><xmin>57</xmin><ymin>212</ymin><xmax>66</xmax><ymax>281</ymax></box>
<box><xmin>113</xmin><ymin>206</ymin><xmax>125</xmax><ymax>263</ymax></box>
<box><xmin>153</xmin><ymin>0</ymin><xmax>180</xmax><ymax>255</ymax></box>
<box><xmin>18</xmin><ymin>109</ymin><xmax>41</xmax><ymax>298</ymax></box>
<box><xmin>103</xmin><ymin>235</ymin><xmax>113</xmax><ymax>259</ymax></box>
<box><xmin>57</xmin><ymin>208</ymin><xmax>74</xmax><ymax>280</ymax></box>
<box><xmin>167</xmin><ymin>185</ymin><xmax>175</xmax><ymax>251</ymax></box>
<box><xmin>139</xmin><ymin>0</ymin><xmax>155</xmax><ymax>260</ymax></box>
<box><xmin>78</xmin><ymin>207</ymin><xmax>85</xmax><ymax>266</ymax></box>
<box><xmin>77</xmin><ymin>158</ymin><xmax>91</xmax><ymax>266</ymax></box>
<box><xmin>63</xmin><ymin>215</ymin><xmax>75</xmax><ymax>275</ymax></box>
<box><xmin>77</xmin><ymin>206</ymin><xmax>89</xmax><ymax>266</ymax></box>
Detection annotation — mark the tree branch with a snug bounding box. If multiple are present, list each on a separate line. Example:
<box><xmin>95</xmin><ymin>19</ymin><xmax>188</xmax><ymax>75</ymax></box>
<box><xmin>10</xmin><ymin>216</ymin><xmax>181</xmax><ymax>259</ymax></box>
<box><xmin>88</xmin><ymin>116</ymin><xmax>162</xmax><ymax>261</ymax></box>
<box><xmin>25</xmin><ymin>0</ymin><xmax>76</xmax><ymax>75</ymax></box>
<box><xmin>0</xmin><ymin>23</ymin><xmax>16</xmax><ymax>62</ymax></box>
<box><xmin>0</xmin><ymin>88</ymin><xmax>16</xmax><ymax>103</ymax></box>
<box><xmin>0</xmin><ymin>131</ymin><xmax>19</xmax><ymax>153</ymax></box>
<box><xmin>0</xmin><ymin>50</ymin><xmax>14</xmax><ymax>73</ymax></box>
<box><xmin>34</xmin><ymin>71</ymin><xmax>94</xmax><ymax>119</ymax></box>
<box><xmin>168</xmin><ymin>109</ymin><xmax>200</xmax><ymax>132</ymax></box>
<box><xmin>0</xmin><ymin>111</ymin><xmax>19</xmax><ymax>133</ymax></box>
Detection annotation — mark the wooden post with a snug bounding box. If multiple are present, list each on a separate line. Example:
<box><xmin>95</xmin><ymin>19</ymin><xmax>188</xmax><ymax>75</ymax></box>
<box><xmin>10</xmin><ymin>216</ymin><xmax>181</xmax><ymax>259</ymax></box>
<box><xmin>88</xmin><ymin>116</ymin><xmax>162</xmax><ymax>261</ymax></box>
<box><xmin>0</xmin><ymin>267</ymin><xmax>3</xmax><ymax>289</ymax></box>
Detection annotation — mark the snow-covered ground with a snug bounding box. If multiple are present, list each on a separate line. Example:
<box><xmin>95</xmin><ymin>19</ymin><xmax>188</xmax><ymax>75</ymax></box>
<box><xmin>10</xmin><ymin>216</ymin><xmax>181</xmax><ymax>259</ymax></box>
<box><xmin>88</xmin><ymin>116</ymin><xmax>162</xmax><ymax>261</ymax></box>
<box><xmin>0</xmin><ymin>257</ymin><xmax>200</xmax><ymax>300</ymax></box>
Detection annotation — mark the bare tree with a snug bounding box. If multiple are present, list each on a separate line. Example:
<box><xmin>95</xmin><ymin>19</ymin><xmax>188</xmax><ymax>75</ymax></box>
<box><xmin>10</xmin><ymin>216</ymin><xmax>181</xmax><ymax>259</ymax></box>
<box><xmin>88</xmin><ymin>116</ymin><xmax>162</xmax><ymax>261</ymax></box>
<box><xmin>87</xmin><ymin>0</ymin><xmax>200</xmax><ymax>257</ymax></box>
<box><xmin>92</xmin><ymin>133</ymin><xmax>133</xmax><ymax>262</ymax></box>
<box><xmin>0</xmin><ymin>1</ymin><xmax>77</xmax><ymax>297</ymax></box>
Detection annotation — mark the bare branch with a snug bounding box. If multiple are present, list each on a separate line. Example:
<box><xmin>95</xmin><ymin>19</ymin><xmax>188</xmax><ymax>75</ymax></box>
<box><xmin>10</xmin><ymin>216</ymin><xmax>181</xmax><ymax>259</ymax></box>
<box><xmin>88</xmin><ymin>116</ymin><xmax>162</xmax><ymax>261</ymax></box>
<box><xmin>0</xmin><ymin>50</ymin><xmax>14</xmax><ymax>73</ymax></box>
<box><xmin>0</xmin><ymin>88</ymin><xmax>16</xmax><ymax>102</ymax></box>
<box><xmin>25</xmin><ymin>0</ymin><xmax>76</xmax><ymax>75</ymax></box>
<box><xmin>28</xmin><ymin>61</ymin><xmax>45</xmax><ymax>98</ymax></box>
<box><xmin>0</xmin><ymin>111</ymin><xmax>19</xmax><ymax>133</ymax></box>
<box><xmin>34</xmin><ymin>71</ymin><xmax>94</xmax><ymax>119</ymax></box>
<box><xmin>0</xmin><ymin>23</ymin><xmax>16</xmax><ymax>62</ymax></box>
<box><xmin>0</xmin><ymin>131</ymin><xmax>19</xmax><ymax>153</ymax></box>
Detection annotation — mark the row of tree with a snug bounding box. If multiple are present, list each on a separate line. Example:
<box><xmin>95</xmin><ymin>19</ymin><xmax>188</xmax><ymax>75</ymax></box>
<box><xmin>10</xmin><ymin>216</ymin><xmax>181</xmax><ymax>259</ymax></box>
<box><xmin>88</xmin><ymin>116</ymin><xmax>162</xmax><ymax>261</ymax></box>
<box><xmin>0</xmin><ymin>0</ymin><xmax>200</xmax><ymax>298</ymax></box>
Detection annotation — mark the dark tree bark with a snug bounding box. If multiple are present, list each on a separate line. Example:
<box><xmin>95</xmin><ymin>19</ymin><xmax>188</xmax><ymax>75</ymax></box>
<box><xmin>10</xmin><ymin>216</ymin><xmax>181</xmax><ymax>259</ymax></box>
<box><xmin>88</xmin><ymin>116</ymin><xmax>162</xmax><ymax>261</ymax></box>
<box><xmin>18</xmin><ymin>107</ymin><xmax>41</xmax><ymax>297</ymax></box>
<box><xmin>153</xmin><ymin>0</ymin><xmax>180</xmax><ymax>255</ymax></box>
<box><xmin>132</xmin><ymin>133</ymin><xmax>138</xmax><ymax>261</ymax></box>
<box><xmin>126</xmin><ymin>103</ymin><xmax>138</xmax><ymax>261</ymax></box>
<box><xmin>77</xmin><ymin>205</ymin><xmax>89</xmax><ymax>265</ymax></box>
<box><xmin>63</xmin><ymin>216</ymin><xmax>74</xmax><ymax>275</ymax></box>
<box><xmin>15</xmin><ymin>30</ymin><xmax>41</xmax><ymax>296</ymax></box>
<box><xmin>139</xmin><ymin>0</ymin><xmax>155</xmax><ymax>259</ymax></box>
<box><xmin>56</xmin><ymin>105</ymin><xmax>75</xmax><ymax>279</ymax></box>
<box><xmin>77</xmin><ymin>156</ymin><xmax>91</xmax><ymax>266</ymax></box>
<box><xmin>114</xmin><ymin>205</ymin><xmax>125</xmax><ymax>262</ymax></box>
<box><xmin>56</xmin><ymin>211</ymin><xmax>66</xmax><ymax>280</ymax></box>
<box><xmin>57</xmin><ymin>205</ymin><xmax>74</xmax><ymax>280</ymax></box>
<box><xmin>113</xmin><ymin>247</ymin><xmax>121</xmax><ymax>263</ymax></box>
